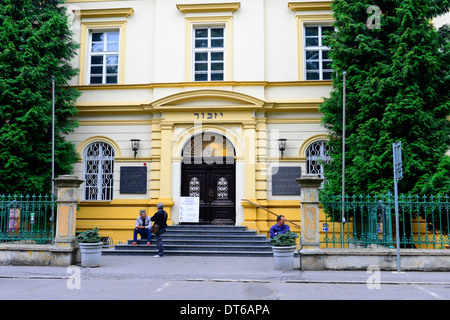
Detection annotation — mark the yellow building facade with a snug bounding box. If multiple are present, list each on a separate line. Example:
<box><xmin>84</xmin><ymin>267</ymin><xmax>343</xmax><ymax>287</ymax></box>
<box><xmin>65</xmin><ymin>0</ymin><xmax>337</xmax><ymax>244</ymax></box>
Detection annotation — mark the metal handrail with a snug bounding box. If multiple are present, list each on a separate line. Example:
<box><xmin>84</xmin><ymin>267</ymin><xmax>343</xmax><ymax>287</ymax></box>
<box><xmin>242</xmin><ymin>199</ymin><xmax>301</xmax><ymax>229</ymax></box>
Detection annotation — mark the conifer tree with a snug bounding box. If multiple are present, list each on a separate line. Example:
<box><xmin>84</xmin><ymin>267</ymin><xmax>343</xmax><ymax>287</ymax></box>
<box><xmin>0</xmin><ymin>0</ymin><xmax>80</xmax><ymax>194</ymax></box>
<box><xmin>320</xmin><ymin>0</ymin><xmax>450</xmax><ymax>200</ymax></box>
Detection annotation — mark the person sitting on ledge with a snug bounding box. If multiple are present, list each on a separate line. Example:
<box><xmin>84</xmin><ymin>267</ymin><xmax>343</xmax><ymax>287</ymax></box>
<box><xmin>269</xmin><ymin>215</ymin><xmax>290</xmax><ymax>239</ymax></box>
<box><xmin>132</xmin><ymin>210</ymin><xmax>151</xmax><ymax>246</ymax></box>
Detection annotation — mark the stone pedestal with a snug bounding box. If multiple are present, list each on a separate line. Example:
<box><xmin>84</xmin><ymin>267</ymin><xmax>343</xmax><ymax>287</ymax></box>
<box><xmin>297</xmin><ymin>175</ymin><xmax>325</xmax><ymax>270</ymax></box>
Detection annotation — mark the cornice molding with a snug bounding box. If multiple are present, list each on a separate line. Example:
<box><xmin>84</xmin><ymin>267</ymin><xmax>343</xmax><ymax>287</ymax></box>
<box><xmin>288</xmin><ymin>1</ymin><xmax>332</xmax><ymax>12</ymax></box>
<box><xmin>74</xmin><ymin>8</ymin><xmax>134</xmax><ymax>18</ymax></box>
<box><xmin>71</xmin><ymin>80</ymin><xmax>332</xmax><ymax>91</ymax></box>
<box><xmin>176</xmin><ymin>2</ymin><xmax>241</xmax><ymax>14</ymax></box>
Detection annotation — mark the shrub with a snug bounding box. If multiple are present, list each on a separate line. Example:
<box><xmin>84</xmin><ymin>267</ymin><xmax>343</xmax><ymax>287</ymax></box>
<box><xmin>77</xmin><ymin>227</ymin><xmax>101</xmax><ymax>243</ymax></box>
<box><xmin>270</xmin><ymin>232</ymin><xmax>299</xmax><ymax>246</ymax></box>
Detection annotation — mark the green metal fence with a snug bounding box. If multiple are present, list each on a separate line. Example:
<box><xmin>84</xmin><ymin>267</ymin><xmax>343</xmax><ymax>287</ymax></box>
<box><xmin>320</xmin><ymin>193</ymin><xmax>450</xmax><ymax>249</ymax></box>
<box><xmin>0</xmin><ymin>194</ymin><xmax>55</xmax><ymax>244</ymax></box>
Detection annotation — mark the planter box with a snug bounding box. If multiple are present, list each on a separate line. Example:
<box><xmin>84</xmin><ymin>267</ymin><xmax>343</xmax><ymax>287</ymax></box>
<box><xmin>272</xmin><ymin>245</ymin><xmax>297</xmax><ymax>271</ymax></box>
<box><xmin>79</xmin><ymin>242</ymin><xmax>103</xmax><ymax>267</ymax></box>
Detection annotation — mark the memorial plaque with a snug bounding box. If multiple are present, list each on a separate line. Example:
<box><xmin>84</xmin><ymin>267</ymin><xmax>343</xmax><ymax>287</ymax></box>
<box><xmin>272</xmin><ymin>166</ymin><xmax>301</xmax><ymax>195</ymax></box>
<box><xmin>120</xmin><ymin>167</ymin><xmax>147</xmax><ymax>194</ymax></box>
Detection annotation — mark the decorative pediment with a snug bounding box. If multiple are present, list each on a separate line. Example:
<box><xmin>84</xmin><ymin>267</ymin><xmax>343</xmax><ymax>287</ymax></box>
<box><xmin>150</xmin><ymin>90</ymin><xmax>265</xmax><ymax>111</ymax></box>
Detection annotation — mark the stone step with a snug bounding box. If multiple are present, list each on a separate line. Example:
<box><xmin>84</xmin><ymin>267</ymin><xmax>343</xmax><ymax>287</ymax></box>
<box><xmin>103</xmin><ymin>248</ymin><xmax>274</xmax><ymax>257</ymax></box>
<box><xmin>165</xmin><ymin>225</ymin><xmax>248</xmax><ymax>232</ymax></box>
<box><xmin>114</xmin><ymin>243</ymin><xmax>272</xmax><ymax>252</ymax></box>
<box><xmin>104</xmin><ymin>225</ymin><xmax>274</xmax><ymax>257</ymax></box>
<box><xmin>125</xmin><ymin>239</ymin><xmax>270</xmax><ymax>246</ymax></box>
<box><xmin>127</xmin><ymin>235</ymin><xmax>269</xmax><ymax>242</ymax></box>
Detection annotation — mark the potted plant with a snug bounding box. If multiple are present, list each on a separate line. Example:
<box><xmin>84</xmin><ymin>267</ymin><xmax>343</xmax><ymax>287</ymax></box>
<box><xmin>271</xmin><ymin>231</ymin><xmax>299</xmax><ymax>271</ymax></box>
<box><xmin>77</xmin><ymin>227</ymin><xmax>103</xmax><ymax>267</ymax></box>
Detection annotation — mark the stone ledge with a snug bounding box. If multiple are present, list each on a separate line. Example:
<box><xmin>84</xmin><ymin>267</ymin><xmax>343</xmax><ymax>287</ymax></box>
<box><xmin>0</xmin><ymin>244</ymin><xmax>78</xmax><ymax>267</ymax></box>
<box><xmin>299</xmin><ymin>248</ymin><xmax>450</xmax><ymax>271</ymax></box>
<box><xmin>323</xmin><ymin>248</ymin><xmax>450</xmax><ymax>256</ymax></box>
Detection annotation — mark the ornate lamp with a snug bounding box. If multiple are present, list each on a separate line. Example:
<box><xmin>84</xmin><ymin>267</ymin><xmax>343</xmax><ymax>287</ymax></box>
<box><xmin>130</xmin><ymin>139</ymin><xmax>141</xmax><ymax>159</ymax></box>
<box><xmin>278</xmin><ymin>138</ymin><xmax>287</xmax><ymax>160</ymax></box>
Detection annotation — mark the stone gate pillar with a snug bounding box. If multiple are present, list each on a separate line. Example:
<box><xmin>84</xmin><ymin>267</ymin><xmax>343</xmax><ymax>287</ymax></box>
<box><xmin>50</xmin><ymin>175</ymin><xmax>84</xmax><ymax>266</ymax></box>
<box><xmin>297</xmin><ymin>175</ymin><xmax>324</xmax><ymax>270</ymax></box>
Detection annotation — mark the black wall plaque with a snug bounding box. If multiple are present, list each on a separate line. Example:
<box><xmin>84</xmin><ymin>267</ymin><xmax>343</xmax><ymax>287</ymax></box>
<box><xmin>272</xmin><ymin>167</ymin><xmax>301</xmax><ymax>195</ymax></box>
<box><xmin>120</xmin><ymin>167</ymin><xmax>147</xmax><ymax>194</ymax></box>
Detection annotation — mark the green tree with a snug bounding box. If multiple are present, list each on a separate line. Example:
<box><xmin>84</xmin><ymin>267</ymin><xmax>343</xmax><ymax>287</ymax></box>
<box><xmin>320</xmin><ymin>0</ymin><xmax>450</xmax><ymax>201</ymax></box>
<box><xmin>0</xmin><ymin>0</ymin><xmax>80</xmax><ymax>194</ymax></box>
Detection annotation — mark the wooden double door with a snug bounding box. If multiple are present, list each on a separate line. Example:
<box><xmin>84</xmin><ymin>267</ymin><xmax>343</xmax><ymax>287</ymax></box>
<box><xmin>181</xmin><ymin>158</ymin><xmax>235</xmax><ymax>225</ymax></box>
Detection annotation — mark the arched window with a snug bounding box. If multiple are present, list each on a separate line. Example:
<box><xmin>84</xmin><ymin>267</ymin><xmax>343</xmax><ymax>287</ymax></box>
<box><xmin>83</xmin><ymin>142</ymin><xmax>115</xmax><ymax>201</ymax></box>
<box><xmin>182</xmin><ymin>133</ymin><xmax>235</xmax><ymax>164</ymax></box>
<box><xmin>305</xmin><ymin>140</ymin><xmax>331</xmax><ymax>177</ymax></box>
<box><xmin>183</xmin><ymin>133</ymin><xmax>235</xmax><ymax>157</ymax></box>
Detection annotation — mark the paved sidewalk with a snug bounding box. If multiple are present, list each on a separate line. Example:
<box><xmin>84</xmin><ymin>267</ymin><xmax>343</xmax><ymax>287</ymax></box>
<box><xmin>1</xmin><ymin>255</ymin><xmax>450</xmax><ymax>285</ymax></box>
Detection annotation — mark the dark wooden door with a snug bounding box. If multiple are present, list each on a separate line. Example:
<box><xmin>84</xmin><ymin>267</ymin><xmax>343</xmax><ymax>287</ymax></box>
<box><xmin>181</xmin><ymin>159</ymin><xmax>235</xmax><ymax>225</ymax></box>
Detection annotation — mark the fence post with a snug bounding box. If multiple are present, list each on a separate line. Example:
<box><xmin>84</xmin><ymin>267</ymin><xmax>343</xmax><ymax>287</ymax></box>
<box><xmin>297</xmin><ymin>175</ymin><xmax>324</xmax><ymax>270</ymax></box>
<box><xmin>54</xmin><ymin>175</ymin><xmax>84</xmax><ymax>246</ymax></box>
<box><xmin>50</xmin><ymin>175</ymin><xmax>84</xmax><ymax>266</ymax></box>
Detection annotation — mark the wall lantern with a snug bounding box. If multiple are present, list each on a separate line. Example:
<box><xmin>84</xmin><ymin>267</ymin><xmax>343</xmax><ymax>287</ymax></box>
<box><xmin>130</xmin><ymin>139</ymin><xmax>141</xmax><ymax>159</ymax></box>
<box><xmin>278</xmin><ymin>138</ymin><xmax>287</xmax><ymax>160</ymax></box>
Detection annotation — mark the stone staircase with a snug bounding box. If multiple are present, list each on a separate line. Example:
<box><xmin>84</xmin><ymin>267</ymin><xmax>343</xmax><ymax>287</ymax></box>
<box><xmin>103</xmin><ymin>225</ymin><xmax>273</xmax><ymax>257</ymax></box>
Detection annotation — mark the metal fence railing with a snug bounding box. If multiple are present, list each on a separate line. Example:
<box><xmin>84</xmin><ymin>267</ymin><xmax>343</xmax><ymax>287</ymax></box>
<box><xmin>0</xmin><ymin>194</ymin><xmax>55</xmax><ymax>244</ymax></box>
<box><xmin>320</xmin><ymin>193</ymin><xmax>450</xmax><ymax>249</ymax></box>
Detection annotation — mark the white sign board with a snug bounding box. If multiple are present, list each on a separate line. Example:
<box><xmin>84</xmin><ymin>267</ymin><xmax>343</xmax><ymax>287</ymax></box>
<box><xmin>179</xmin><ymin>197</ymin><xmax>200</xmax><ymax>223</ymax></box>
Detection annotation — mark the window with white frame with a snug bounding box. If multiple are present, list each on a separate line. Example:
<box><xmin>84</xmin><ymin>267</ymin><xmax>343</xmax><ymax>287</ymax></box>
<box><xmin>304</xmin><ymin>25</ymin><xmax>334</xmax><ymax>80</ymax></box>
<box><xmin>305</xmin><ymin>140</ymin><xmax>332</xmax><ymax>177</ymax></box>
<box><xmin>88</xmin><ymin>30</ymin><xmax>120</xmax><ymax>84</ymax></box>
<box><xmin>193</xmin><ymin>26</ymin><xmax>225</xmax><ymax>81</ymax></box>
<box><xmin>83</xmin><ymin>142</ymin><xmax>115</xmax><ymax>201</ymax></box>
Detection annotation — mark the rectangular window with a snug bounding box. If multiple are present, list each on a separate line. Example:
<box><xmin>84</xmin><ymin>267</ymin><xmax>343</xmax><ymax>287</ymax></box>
<box><xmin>193</xmin><ymin>26</ymin><xmax>225</xmax><ymax>81</ymax></box>
<box><xmin>88</xmin><ymin>30</ymin><xmax>120</xmax><ymax>84</ymax></box>
<box><xmin>304</xmin><ymin>25</ymin><xmax>334</xmax><ymax>80</ymax></box>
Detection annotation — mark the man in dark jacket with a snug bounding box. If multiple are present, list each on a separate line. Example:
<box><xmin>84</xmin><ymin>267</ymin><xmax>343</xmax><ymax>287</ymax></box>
<box><xmin>151</xmin><ymin>202</ymin><xmax>168</xmax><ymax>257</ymax></box>
<box><xmin>269</xmin><ymin>215</ymin><xmax>290</xmax><ymax>239</ymax></box>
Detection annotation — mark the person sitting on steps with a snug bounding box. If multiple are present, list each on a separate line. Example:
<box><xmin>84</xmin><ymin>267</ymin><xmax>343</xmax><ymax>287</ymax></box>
<box><xmin>132</xmin><ymin>210</ymin><xmax>151</xmax><ymax>246</ymax></box>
